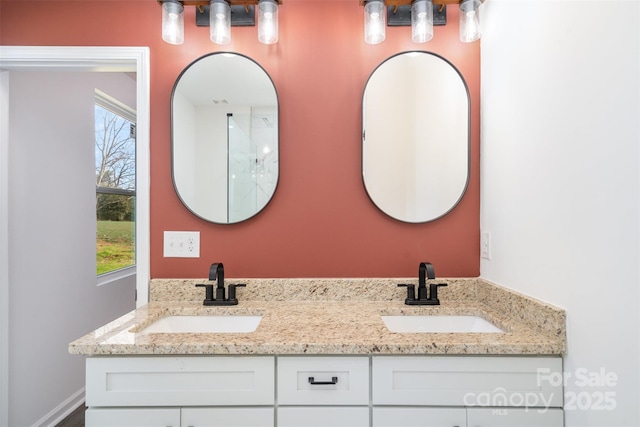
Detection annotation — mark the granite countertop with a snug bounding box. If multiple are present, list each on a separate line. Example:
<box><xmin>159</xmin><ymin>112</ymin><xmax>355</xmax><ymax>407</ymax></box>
<box><xmin>69</xmin><ymin>278</ymin><xmax>566</xmax><ymax>356</ymax></box>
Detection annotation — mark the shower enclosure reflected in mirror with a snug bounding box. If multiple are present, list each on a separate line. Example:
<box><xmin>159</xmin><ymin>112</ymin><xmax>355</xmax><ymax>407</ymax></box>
<box><xmin>172</xmin><ymin>52</ymin><xmax>279</xmax><ymax>223</ymax></box>
<box><xmin>362</xmin><ymin>51</ymin><xmax>470</xmax><ymax>223</ymax></box>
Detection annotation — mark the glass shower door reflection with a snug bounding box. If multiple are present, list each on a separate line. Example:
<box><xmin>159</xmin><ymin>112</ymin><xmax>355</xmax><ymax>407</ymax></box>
<box><xmin>227</xmin><ymin>114</ymin><xmax>257</xmax><ymax>223</ymax></box>
<box><xmin>226</xmin><ymin>111</ymin><xmax>278</xmax><ymax>223</ymax></box>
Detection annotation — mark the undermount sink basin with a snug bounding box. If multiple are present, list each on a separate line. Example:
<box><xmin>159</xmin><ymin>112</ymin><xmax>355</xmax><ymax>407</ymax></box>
<box><xmin>139</xmin><ymin>315</ymin><xmax>262</xmax><ymax>334</ymax></box>
<box><xmin>381</xmin><ymin>315</ymin><xmax>504</xmax><ymax>333</ymax></box>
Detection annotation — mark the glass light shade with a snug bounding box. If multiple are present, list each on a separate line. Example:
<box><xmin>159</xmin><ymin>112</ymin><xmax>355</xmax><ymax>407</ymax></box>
<box><xmin>459</xmin><ymin>0</ymin><xmax>482</xmax><ymax>43</ymax></box>
<box><xmin>162</xmin><ymin>1</ymin><xmax>184</xmax><ymax>45</ymax></box>
<box><xmin>258</xmin><ymin>0</ymin><xmax>279</xmax><ymax>44</ymax></box>
<box><xmin>210</xmin><ymin>0</ymin><xmax>231</xmax><ymax>45</ymax></box>
<box><xmin>364</xmin><ymin>0</ymin><xmax>386</xmax><ymax>45</ymax></box>
<box><xmin>411</xmin><ymin>0</ymin><xmax>433</xmax><ymax>43</ymax></box>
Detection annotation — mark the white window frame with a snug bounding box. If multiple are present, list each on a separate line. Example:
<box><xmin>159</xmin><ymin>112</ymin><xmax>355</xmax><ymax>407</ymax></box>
<box><xmin>95</xmin><ymin>88</ymin><xmax>136</xmax><ymax>122</ymax></box>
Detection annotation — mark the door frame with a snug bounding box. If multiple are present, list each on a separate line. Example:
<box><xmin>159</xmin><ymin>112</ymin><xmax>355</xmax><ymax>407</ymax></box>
<box><xmin>0</xmin><ymin>46</ymin><xmax>151</xmax><ymax>426</ymax></box>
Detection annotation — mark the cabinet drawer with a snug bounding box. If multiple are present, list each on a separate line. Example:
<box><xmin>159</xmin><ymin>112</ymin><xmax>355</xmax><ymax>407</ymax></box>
<box><xmin>277</xmin><ymin>356</ymin><xmax>369</xmax><ymax>405</ymax></box>
<box><xmin>372</xmin><ymin>356</ymin><xmax>563</xmax><ymax>407</ymax></box>
<box><xmin>278</xmin><ymin>407</ymin><xmax>369</xmax><ymax>427</ymax></box>
<box><xmin>467</xmin><ymin>408</ymin><xmax>564</xmax><ymax>426</ymax></box>
<box><xmin>373</xmin><ymin>407</ymin><xmax>467</xmax><ymax>427</ymax></box>
<box><xmin>86</xmin><ymin>356</ymin><xmax>274</xmax><ymax>407</ymax></box>
<box><xmin>182</xmin><ymin>407</ymin><xmax>274</xmax><ymax>427</ymax></box>
<box><xmin>85</xmin><ymin>408</ymin><xmax>180</xmax><ymax>427</ymax></box>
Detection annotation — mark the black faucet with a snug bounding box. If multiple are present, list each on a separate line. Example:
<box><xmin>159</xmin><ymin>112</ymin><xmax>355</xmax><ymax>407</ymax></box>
<box><xmin>210</xmin><ymin>263</ymin><xmax>225</xmax><ymax>300</ymax></box>
<box><xmin>196</xmin><ymin>262</ymin><xmax>246</xmax><ymax>306</ymax></box>
<box><xmin>398</xmin><ymin>262</ymin><xmax>447</xmax><ymax>305</ymax></box>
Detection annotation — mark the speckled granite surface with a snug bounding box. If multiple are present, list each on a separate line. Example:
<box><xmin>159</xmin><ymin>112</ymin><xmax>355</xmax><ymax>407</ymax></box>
<box><xmin>69</xmin><ymin>278</ymin><xmax>566</xmax><ymax>356</ymax></box>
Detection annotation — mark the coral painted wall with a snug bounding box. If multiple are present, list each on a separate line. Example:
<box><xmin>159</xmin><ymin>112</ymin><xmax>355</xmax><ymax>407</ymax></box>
<box><xmin>0</xmin><ymin>0</ymin><xmax>480</xmax><ymax>278</ymax></box>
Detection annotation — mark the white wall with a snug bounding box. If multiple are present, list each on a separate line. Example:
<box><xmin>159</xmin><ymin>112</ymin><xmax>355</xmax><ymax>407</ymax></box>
<box><xmin>480</xmin><ymin>1</ymin><xmax>640</xmax><ymax>426</ymax></box>
<box><xmin>0</xmin><ymin>70</ymin><xmax>10</xmax><ymax>427</ymax></box>
<box><xmin>195</xmin><ymin>105</ymin><xmax>230</xmax><ymax>221</ymax></box>
<box><xmin>172</xmin><ymin>89</ymin><xmax>197</xmax><ymax>212</ymax></box>
<box><xmin>7</xmin><ymin>71</ymin><xmax>136</xmax><ymax>426</ymax></box>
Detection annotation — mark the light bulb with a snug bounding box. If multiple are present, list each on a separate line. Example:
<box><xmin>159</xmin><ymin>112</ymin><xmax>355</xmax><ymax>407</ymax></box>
<box><xmin>411</xmin><ymin>0</ymin><xmax>433</xmax><ymax>43</ymax></box>
<box><xmin>258</xmin><ymin>0</ymin><xmax>279</xmax><ymax>44</ymax></box>
<box><xmin>210</xmin><ymin>0</ymin><xmax>231</xmax><ymax>45</ymax></box>
<box><xmin>162</xmin><ymin>1</ymin><xmax>184</xmax><ymax>45</ymax></box>
<box><xmin>364</xmin><ymin>0</ymin><xmax>386</xmax><ymax>45</ymax></box>
<box><xmin>459</xmin><ymin>0</ymin><xmax>481</xmax><ymax>43</ymax></box>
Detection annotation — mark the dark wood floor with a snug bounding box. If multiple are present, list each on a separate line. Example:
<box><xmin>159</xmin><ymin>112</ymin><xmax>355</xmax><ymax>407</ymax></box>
<box><xmin>55</xmin><ymin>404</ymin><xmax>84</xmax><ymax>427</ymax></box>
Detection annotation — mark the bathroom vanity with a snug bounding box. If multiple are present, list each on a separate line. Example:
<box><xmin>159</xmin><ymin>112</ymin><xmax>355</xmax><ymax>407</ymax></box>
<box><xmin>70</xmin><ymin>278</ymin><xmax>566</xmax><ymax>427</ymax></box>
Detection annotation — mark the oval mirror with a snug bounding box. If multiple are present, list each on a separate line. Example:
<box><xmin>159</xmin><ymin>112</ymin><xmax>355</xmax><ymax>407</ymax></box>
<box><xmin>172</xmin><ymin>52</ymin><xmax>279</xmax><ymax>223</ymax></box>
<box><xmin>362</xmin><ymin>51</ymin><xmax>469</xmax><ymax>223</ymax></box>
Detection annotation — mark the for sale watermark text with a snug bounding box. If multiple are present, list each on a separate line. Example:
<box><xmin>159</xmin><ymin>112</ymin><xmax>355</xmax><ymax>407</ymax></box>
<box><xmin>538</xmin><ymin>367</ymin><xmax>617</xmax><ymax>411</ymax></box>
<box><xmin>462</xmin><ymin>368</ymin><xmax>618</xmax><ymax>414</ymax></box>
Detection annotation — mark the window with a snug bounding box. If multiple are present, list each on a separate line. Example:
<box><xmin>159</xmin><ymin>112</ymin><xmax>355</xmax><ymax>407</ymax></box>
<box><xmin>95</xmin><ymin>90</ymin><xmax>136</xmax><ymax>279</ymax></box>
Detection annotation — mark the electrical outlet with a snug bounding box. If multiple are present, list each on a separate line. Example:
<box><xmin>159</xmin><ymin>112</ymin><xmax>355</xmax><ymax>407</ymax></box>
<box><xmin>481</xmin><ymin>232</ymin><xmax>491</xmax><ymax>260</ymax></box>
<box><xmin>164</xmin><ymin>231</ymin><xmax>200</xmax><ymax>258</ymax></box>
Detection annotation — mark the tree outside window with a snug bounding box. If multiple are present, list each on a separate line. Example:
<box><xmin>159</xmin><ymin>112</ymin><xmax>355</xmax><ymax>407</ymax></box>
<box><xmin>95</xmin><ymin>91</ymin><xmax>136</xmax><ymax>276</ymax></box>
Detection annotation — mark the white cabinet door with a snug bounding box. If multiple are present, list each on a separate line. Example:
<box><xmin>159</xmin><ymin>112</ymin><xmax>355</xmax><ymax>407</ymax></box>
<box><xmin>467</xmin><ymin>408</ymin><xmax>563</xmax><ymax>427</ymax></box>
<box><xmin>86</xmin><ymin>356</ymin><xmax>275</xmax><ymax>407</ymax></box>
<box><xmin>373</xmin><ymin>356</ymin><xmax>563</xmax><ymax>408</ymax></box>
<box><xmin>373</xmin><ymin>407</ymin><xmax>467</xmax><ymax>426</ymax></box>
<box><xmin>277</xmin><ymin>407</ymin><xmax>369</xmax><ymax>427</ymax></box>
<box><xmin>85</xmin><ymin>408</ymin><xmax>180</xmax><ymax>427</ymax></box>
<box><xmin>182</xmin><ymin>407</ymin><xmax>274</xmax><ymax>427</ymax></box>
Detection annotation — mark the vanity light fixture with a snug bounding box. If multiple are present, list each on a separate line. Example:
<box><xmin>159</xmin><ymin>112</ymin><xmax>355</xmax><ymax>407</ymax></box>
<box><xmin>159</xmin><ymin>0</ymin><xmax>283</xmax><ymax>45</ymax></box>
<box><xmin>364</xmin><ymin>0</ymin><xmax>387</xmax><ymax>45</ymax></box>
<box><xmin>210</xmin><ymin>0</ymin><xmax>231</xmax><ymax>44</ymax></box>
<box><xmin>411</xmin><ymin>0</ymin><xmax>434</xmax><ymax>43</ymax></box>
<box><xmin>359</xmin><ymin>0</ymin><xmax>483</xmax><ymax>44</ymax></box>
<box><xmin>162</xmin><ymin>0</ymin><xmax>185</xmax><ymax>45</ymax></box>
<box><xmin>459</xmin><ymin>0</ymin><xmax>481</xmax><ymax>42</ymax></box>
<box><xmin>258</xmin><ymin>0</ymin><xmax>279</xmax><ymax>44</ymax></box>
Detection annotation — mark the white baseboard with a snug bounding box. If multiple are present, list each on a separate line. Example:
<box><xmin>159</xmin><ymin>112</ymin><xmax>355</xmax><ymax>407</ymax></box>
<box><xmin>32</xmin><ymin>387</ymin><xmax>85</xmax><ymax>427</ymax></box>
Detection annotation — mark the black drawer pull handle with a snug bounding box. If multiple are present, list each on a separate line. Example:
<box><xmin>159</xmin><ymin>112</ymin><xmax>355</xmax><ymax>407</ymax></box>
<box><xmin>308</xmin><ymin>376</ymin><xmax>338</xmax><ymax>385</ymax></box>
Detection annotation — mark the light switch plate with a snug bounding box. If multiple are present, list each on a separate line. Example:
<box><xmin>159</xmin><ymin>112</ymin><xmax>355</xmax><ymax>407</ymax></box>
<box><xmin>163</xmin><ymin>231</ymin><xmax>200</xmax><ymax>258</ymax></box>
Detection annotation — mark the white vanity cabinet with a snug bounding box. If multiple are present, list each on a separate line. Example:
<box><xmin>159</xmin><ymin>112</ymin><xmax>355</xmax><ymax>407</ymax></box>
<box><xmin>372</xmin><ymin>356</ymin><xmax>564</xmax><ymax>427</ymax></box>
<box><xmin>84</xmin><ymin>355</ymin><xmax>564</xmax><ymax>427</ymax></box>
<box><xmin>277</xmin><ymin>356</ymin><xmax>369</xmax><ymax>427</ymax></box>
